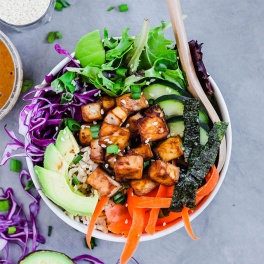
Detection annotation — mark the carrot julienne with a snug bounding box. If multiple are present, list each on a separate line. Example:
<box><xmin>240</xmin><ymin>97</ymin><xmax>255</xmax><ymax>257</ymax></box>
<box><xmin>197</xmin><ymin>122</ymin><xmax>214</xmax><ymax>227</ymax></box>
<box><xmin>86</xmin><ymin>196</ymin><xmax>109</xmax><ymax>249</ymax></box>
<box><xmin>181</xmin><ymin>206</ymin><xmax>199</xmax><ymax>240</ymax></box>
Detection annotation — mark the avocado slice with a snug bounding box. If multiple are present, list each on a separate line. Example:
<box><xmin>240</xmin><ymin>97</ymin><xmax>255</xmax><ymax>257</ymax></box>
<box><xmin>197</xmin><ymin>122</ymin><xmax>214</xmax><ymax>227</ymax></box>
<box><xmin>55</xmin><ymin>127</ymin><xmax>80</xmax><ymax>164</ymax></box>
<box><xmin>34</xmin><ymin>166</ymin><xmax>99</xmax><ymax>216</ymax></box>
<box><xmin>44</xmin><ymin>143</ymin><xmax>68</xmax><ymax>175</ymax></box>
<box><xmin>19</xmin><ymin>250</ymin><xmax>74</xmax><ymax>264</ymax></box>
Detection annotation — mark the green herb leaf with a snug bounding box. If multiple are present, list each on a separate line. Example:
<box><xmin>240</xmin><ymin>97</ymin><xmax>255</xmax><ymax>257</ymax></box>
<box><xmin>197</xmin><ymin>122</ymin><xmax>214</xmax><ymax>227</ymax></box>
<box><xmin>103</xmin><ymin>28</ymin><xmax>119</xmax><ymax>49</ymax></box>
<box><xmin>107</xmin><ymin>6</ymin><xmax>115</xmax><ymax>11</ymax></box>
<box><xmin>47</xmin><ymin>32</ymin><xmax>56</xmax><ymax>43</ymax></box>
<box><xmin>55</xmin><ymin>31</ymin><xmax>63</xmax><ymax>39</ymax></box>
<box><xmin>55</xmin><ymin>1</ymin><xmax>63</xmax><ymax>11</ymax></box>
<box><xmin>60</xmin><ymin>92</ymin><xmax>73</xmax><ymax>104</ymax></box>
<box><xmin>51</xmin><ymin>71</ymin><xmax>76</xmax><ymax>94</ymax></box>
<box><xmin>22</xmin><ymin>79</ymin><xmax>34</xmax><ymax>93</ymax></box>
<box><xmin>10</xmin><ymin>158</ymin><xmax>22</xmax><ymax>172</ymax></box>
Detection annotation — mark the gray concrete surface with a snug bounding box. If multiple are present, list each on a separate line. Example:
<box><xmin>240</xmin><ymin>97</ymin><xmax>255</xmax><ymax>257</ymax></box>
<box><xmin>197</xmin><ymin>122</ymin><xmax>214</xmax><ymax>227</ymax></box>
<box><xmin>0</xmin><ymin>0</ymin><xmax>263</xmax><ymax>263</ymax></box>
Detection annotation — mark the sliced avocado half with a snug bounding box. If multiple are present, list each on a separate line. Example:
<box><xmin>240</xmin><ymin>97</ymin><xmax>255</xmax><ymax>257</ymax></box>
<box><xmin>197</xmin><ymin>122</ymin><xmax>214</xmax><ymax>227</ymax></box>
<box><xmin>19</xmin><ymin>250</ymin><xmax>74</xmax><ymax>264</ymax></box>
<box><xmin>55</xmin><ymin>126</ymin><xmax>80</xmax><ymax>164</ymax></box>
<box><xmin>35</xmin><ymin>166</ymin><xmax>99</xmax><ymax>216</ymax></box>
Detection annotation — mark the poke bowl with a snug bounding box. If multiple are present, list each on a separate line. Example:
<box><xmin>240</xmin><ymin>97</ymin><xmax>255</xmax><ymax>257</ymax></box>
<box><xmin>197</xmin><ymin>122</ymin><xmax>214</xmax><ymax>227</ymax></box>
<box><xmin>20</xmin><ymin>20</ymin><xmax>231</xmax><ymax>260</ymax></box>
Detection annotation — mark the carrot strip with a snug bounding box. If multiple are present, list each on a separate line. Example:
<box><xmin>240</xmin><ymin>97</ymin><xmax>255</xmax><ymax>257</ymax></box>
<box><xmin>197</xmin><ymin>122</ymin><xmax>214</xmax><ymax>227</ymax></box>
<box><xmin>132</xmin><ymin>196</ymin><xmax>172</xmax><ymax>208</ymax></box>
<box><xmin>145</xmin><ymin>185</ymin><xmax>174</xmax><ymax>235</ymax></box>
<box><xmin>105</xmin><ymin>204</ymin><xmax>129</xmax><ymax>223</ymax></box>
<box><xmin>197</xmin><ymin>165</ymin><xmax>219</xmax><ymax>197</ymax></box>
<box><xmin>108</xmin><ymin>218</ymin><xmax>132</xmax><ymax>237</ymax></box>
<box><xmin>156</xmin><ymin>211</ymin><xmax>182</xmax><ymax>225</ymax></box>
<box><xmin>155</xmin><ymin>217</ymin><xmax>182</xmax><ymax>231</ymax></box>
<box><xmin>120</xmin><ymin>208</ymin><xmax>145</xmax><ymax>264</ymax></box>
<box><xmin>86</xmin><ymin>196</ymin><xmax>109</xmax><ymax>249</ymax></box>
<box><xmin>181</xmin><ymin>206</ymin><xmax>199</xmax><ymax>240</ymax></box>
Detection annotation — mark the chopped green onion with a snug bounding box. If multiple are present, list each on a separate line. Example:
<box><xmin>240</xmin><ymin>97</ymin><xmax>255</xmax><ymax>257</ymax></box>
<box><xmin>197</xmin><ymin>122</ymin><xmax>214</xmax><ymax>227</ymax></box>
<box><xmin>72</xmin><ymin>177</ymin><xmax>80</xmax><ymax>185</ymax></box>
<box><xmin>58</xmin><ymin>0</ymin><xmax>70</xmax><ymax>8</ymax></box>
<box><xmin>113</xmin><ymin>192</ymin><xmax>126</xmax><ymax>204</ymax></box>
<box><xmin>24</xmin><ymin>179</ymin><xmax>34</xmax><ymax>191</ymax></box>
<box><xmin>106</xmin><ymin>144</ymin><xmax>119</xmax><ymax>154</ymax></box>
<box><xmin>73</xmin><ymin>154</ymin><xmax>83</xmax><ymax>165</ymax></box>
<box><xmin>8</xmin><ymin>226</ymin><xmax>16</xmax><ymax>234</ymax></box>
<box><xmin>84</xmin><ymin>237</ymin><xmax>97</xmax><ymax>249</ymax></box>
<box><xmin>107</xmin><ymin>6</ymin><xmax>115</xmax><ymax>11</ymax></box>
<box><xmin>0</xmin><ymin>200</ymin><xmax>10</xmax><ymax>212</ymax></box>
<box><xmin>22</xmin><ymin>79</ymin><xmax>34</xmax><ymax>93</ymax></box>
<box><xmin>10</xmin><ymin>158</ymin><xmax>22</xmax><ymax>172</ymax></box>
<box><xmin>144</xmin><ymin>161</ymin><xmax>150</xmax><ymax>168</ymax></box>
<box><xmin>55</xmin><ymin>31</ymin><xmax>63</xmax><ymax>39</ymax></box>
<box><xmin>47</xmin><ymin>32</ymin><xmax>56</xmax><ymax>43</ymax></box>
<box><xmin>154</xmin><ymin>63</ymin><xmax>167</xmax><ymax>72</ymax></box>
<box><xmin>66</xmin><ymin>118</ymin><xmax>81</xmax><ymax>131</ymax></box>
<box><xmin>55</xmin><ymin>1</ymin><xmax>63</xmax><ymax>11</ymax></box>
<box><xmin>158</xmin><ymin>208</ymin><xmax>170</xmax><ymax>218</ymax></box>
<box><xmin>48</xmin><ymin>226</ymin><xmax>53</xmax><ymax>237</ymax></box>
<box><xmin>90</xmin><ymin>125</ymin><xmax>101</xmax><ymax>139</ymax></box>
<box><xmin>118</xmin><ymin>4</ymin><xmax>129</xmax><ymax>12</ymax></box>
<box><xmin>116</xmin><ymin>68</ymin><xmax>127</xmax><ymax>77</ymax></box>
<box><xmin>131</xmin><ymin>85</ymin><xmax>141</xmax><ymax>99</ymax></box>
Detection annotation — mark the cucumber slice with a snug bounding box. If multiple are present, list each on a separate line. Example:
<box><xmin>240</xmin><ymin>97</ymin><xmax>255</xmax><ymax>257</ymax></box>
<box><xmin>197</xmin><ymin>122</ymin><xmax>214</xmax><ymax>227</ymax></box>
<box><xmin>19</xmin><ymin>250</ymin><xmax>74</xmax><ymax>264</ymax></box>
<box><xmin>143</xmin><ymin>80</ymin><xmax>191</xmax><ymax>100</ymax></box>
<box><xmin>167</xmin><ymin>116</ymin><xmax>209</xmax><ymax>145</ymax></box>
<box><xmin>156</xmin><ymin>95</ymin><xmax>209</xmax><ymax>124</ymax></box>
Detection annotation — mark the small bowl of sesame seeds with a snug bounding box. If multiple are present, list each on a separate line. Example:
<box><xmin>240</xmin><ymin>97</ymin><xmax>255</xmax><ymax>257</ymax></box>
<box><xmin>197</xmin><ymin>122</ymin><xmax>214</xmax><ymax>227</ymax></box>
<box><xmin>0</xmin><ymin>0</ymin><xmax>56</xmax><ymax>31</ymax></box>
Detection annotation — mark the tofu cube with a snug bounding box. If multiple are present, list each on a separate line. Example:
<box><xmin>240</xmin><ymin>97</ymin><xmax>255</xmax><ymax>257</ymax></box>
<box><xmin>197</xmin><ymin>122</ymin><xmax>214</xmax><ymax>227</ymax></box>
<box><xmin>79</xmin><ymin>125</ymin><xmax>92</xmax><ymax>146</ymax></box>
<box><xmin>148</xmin><ymin>160</ymin><xmax>180</xmax><ymax>186</ymax></box>
<box><xmin>87</xmin><ymin>167</ymin><xmax>121</xmax><ymax>197</ymax></box>
<box><xmin>81</xmin><ymin>103</ymin><xmax>103</xmax><ymax>122</ymax></box>
<box><xmin>114</xmin><ymin>155</ymin><xmax>143</xmax><ymax>182</ymax></box>
<box><xmin>154</xmin><ymin>136</ymin><xmax>183</xmax><ymax>162</ymax></box>
<box><xmin>99</xmin><ymin>96</ymin><xmax>116</xmax><ymax>112</ymax></box>
<box><xmin>128</xmin><ymin>143</ymin><xmax>153</xmax><ymax>160</ymax></box>
<box><xmin>104</xmin><ymin>106</ymin><xmax>128</xmax><ymax>126</ymax></box>
<box><xmin>130</xmin><ymin>178</ymin><xmax>157</xmax><ymax>196</ymax></box>
<box><xmin>116</xmin><ymin>93</ymin><xmax>149</xmax><ymax>114</ymax></box>
<box><xmin>124</xmin><ymin>112</ymin><xmax>143</xmax><ymax>137</ymax></box>
<box><xmin>90</xmin><ymin>139</ymin><xmax>104</xmax><ymax>163</ymax></box>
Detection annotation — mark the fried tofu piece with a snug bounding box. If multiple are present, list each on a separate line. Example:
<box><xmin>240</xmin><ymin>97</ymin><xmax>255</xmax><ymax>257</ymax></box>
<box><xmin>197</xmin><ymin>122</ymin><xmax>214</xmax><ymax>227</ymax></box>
<box><xmin>99</xmin><ymin>124</ymin><xmax>130</xmax><ymax>151</ymax></box>
<box><xmin>81</xmin><ymin>102</ymin><xmax>103</xmax><ymax>122</ymax></box>
<box><xmin>128</xmin><ymin>143</ymin><xmax>153</xmax><ymax>160</ymax></box>
<box><xmin>87</xmin><ymin>167</ymin><xmax>121</xmax><ymax>197</ymax></box>
<box><xmin>104</xmin><ymin>106</ymin><xmax>128</xmax><ymax>126</ymax></box>
<box><xmin>154</xmin><ymin>136</ymin><xmax>183</xmax><ymax>162</ymax></box>
<box><xmin>116</xmin><ymin>93</ymin><xmax>149</xmax><ymax>114</ymax></box>
<box><xmin>99</xmin><ymin>96</ymin><xmax>116</xmax><ymax>112</ymax></box>
<box><xmin>124</xmin><ymin>112</ymin><xmax>143</xmax><ymax>137</ymax></box>
<box><xmin>79</xmin><ymin>125</ymin><xmax>93</xmax><ymax>146</ymax></box>
<box><xmin>90</xmin><ymin>139</ymin><xmax>104</xmax><ymax>163</ymax></box>
<box><xmin>137</xmin><ymin>106</ymin><xmax>169</xmax><ymax>143</ymax></box>
<box><xmin>114</xmin><ymin>155</ymin><xmax>143</xmax><ymax>182</ymax></box>
<box><xmin>130</xmin><ymin>177</ymin><xmax>157</xmax><ymax>196</ymax></box>
<box><xmin>148</xmin><ymin>160</ymin><xmax>180</xmax><ymax>186</ymax></box>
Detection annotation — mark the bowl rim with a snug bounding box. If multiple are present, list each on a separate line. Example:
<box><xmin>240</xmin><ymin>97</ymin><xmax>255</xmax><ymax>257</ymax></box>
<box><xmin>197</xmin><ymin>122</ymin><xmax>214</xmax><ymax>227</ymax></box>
<box><xmin>0</xmin><ymin>30</ymin><xmax>23</xmax><ymax>120</ymax></box>
<box><xmin>26</xmin><ymin>53</ymin><xmax>232</xmax><ymax>242</ymax></box>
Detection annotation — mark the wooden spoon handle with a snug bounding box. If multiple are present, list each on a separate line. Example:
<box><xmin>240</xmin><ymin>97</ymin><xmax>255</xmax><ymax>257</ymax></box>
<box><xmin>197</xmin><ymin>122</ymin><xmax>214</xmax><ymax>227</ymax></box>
<box><xmin>166</xmin><ymin>0</ymin><xmax>226</xmax><ymax>171</ymax></box>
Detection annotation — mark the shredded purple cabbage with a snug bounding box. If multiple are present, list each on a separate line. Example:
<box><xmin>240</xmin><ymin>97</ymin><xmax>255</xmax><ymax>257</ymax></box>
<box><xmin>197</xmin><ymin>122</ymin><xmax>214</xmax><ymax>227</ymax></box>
<box><xmin>0</xmin><ymin>171</ymin><xmax>45</xmax><ymax>263</ymax></box>
<box><xmin>72</xmin><ymin>254</ymin><xmax>105</xmax><ymax>264</ymax></box>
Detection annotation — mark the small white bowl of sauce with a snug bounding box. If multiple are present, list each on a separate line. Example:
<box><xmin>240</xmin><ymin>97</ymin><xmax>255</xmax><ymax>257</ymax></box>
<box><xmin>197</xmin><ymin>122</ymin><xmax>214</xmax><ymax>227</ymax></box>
<box><xmin>0</xmin><ymin>0</ymin><xmax>55</xmax><ymax>31</ymax></box>
<box><xmin>0</xmin><ymin>31</ymin><xmax>23</xmax><ymax>120</ymax></box>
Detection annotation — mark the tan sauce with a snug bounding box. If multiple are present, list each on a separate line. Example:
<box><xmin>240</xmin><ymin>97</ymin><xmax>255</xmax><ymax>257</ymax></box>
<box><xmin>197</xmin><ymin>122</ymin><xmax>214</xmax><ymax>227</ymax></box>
<box><xmin>0</xmin><ymin>40</ymin><xmax>15</xmax><ymax>108</ymax></box>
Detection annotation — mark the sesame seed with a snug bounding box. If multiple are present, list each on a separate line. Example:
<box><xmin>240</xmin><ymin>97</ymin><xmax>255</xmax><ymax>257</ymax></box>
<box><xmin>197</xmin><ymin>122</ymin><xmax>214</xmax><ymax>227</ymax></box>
<box><xmin>146</xmin><ymin>81</ymin><xmax>150</xmax><ymax>85</ymax></box>
<box><xmin>108</xmin><ymin>141</ymin><xmax>113</xmax><ymax>144</ymax></box>
<box><xmin>93</xmin><ymin>121</ymin><xmax>97</xmax><ymax>124</ymax></box>
<box><xmin>145</xmin><ymin>100</ymin><xmax>148</xmax><ymax>104</ymax></box>
<box><xmin>55</xmin><ymin>126</ymin><xmax>58</xmax><ymax>131</ymax></box>
<box><xmin>163</xmin><ymin>222</ymin><xmax>166</xmax><ymax>226</ymax></box>
<box><xmin>101</xmin><ymin>109</ymin><xmax>104</xmax><ymax>115</ymax></box>
<box><xmin>113</xmin><ymin>158</ymin><xmax>117</xmax><ymax>162</ymax></box>
<box><xmin>91</xmin><ymin>109</ymin><xmax>96</xmax><ymax>113</ymax></box>
<box><xmin>120</xmin><ymin>99</ymin><xmax>126</xmax><ymax>105</ymax></box>
<box><xmin>104</xmin><ymin>138</ymin><xmax>110</xmax><ymax>142</ymax></box>
<box><xmin>166</xmin><ymin>87</ymin><xmax>171</xmax><ymax>93</ymax></box>
<box><xmin>105</xmin><ymin>164</ymin><xmax>109</xmax><ymax>168</ymax></box>
<box><xmin>101</xmin><ymin>144</ymin><xmax>107</xmax><ymax>148</ymax></box>
<box><xmin>152</xmin><ymin>122</ymin><xmax>158</xmax><ymax>126</ymax></box>
<box><xmin>150</xmin><ymin>93</ymin><xmax>154</xmax><ymax>97</ymax></box>
<box><xmin>125</xmin><ymin>219</ymin><xmax>128</xmax><ymax>224</ymax></box>
<box><xmin>60</xmin><ymin>137</ymin><xmax>65</xmax><ymax>142</ymax></box>
<box><xmin>125</xmin><ymin>123</ymin><xmax>130</xmax><ymax>128</ymax></box>
<box><xmin>127</xmin><ymin>146</ymin><xmax>130</xmax><ymax>150</ymax></box>
<box><xmin>125</xmin><ymin>203</ymin><xmax>128</xmax><ymax>207</ymax></box>
<box><xmin>63</xmin><ymin>130</ymin><xmax>67</xmax><ymax>135</ymax></box>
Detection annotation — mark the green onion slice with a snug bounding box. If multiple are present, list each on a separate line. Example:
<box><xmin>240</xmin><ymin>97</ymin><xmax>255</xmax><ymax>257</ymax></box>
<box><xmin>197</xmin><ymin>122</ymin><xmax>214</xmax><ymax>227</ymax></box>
<box><xmin>8</xmin><ymin>226</ymin><xmax>16</xmax><ymax>234</ymax></box>
<box><xmin>58</xmin><ymin>0</ymin><xmax>70</xmax><ymax>7</ymax></box>
<box><xmin>66</xmin><ymin>118</ymin><xmax>81</xmax><ymax>131</ymax></box>
<box><xmin>10</xmin><ymin>158</ymin><xmax>22</xmax><ymax>173</ymax></box>
<box><xmin>22</xmin><ymin>79</ymin><xmax>34</xmax><ymax>93</ymax></box>
<box><xmin>24</xmin><ymin>179</ymin><xmax>34</xmax><ymax>191</ymax></box>
<box><xmin>0</xmin><ymin>200</ymin><xmax>10</xmax><ymax>212</ymax></box>
<box><xmin>73</xmin><ymin>154</ymin><xmax>83</xmax><ymax>165</ymax></box>
<box><xmin>131</xmin><ymin>85</ymin><xmax>141</xmax><ymax>99</ymax></box>
<box><xmin>106</xmin><ymin>144</ymin><xmax>119</xmax><ymax>154</ymax></box>
<box><xmin>72</xmin><ymin>177</ymin><xmax>80</xmax><ymax>185</ymax></box>
<box><xmin>47</xmin><ymin>32</ymin><xmax>56</xmax><ymax>43</ymax></box>
<box><xmin>144</xmin><ymin>161</ymin><xmax>150</xmax><ymax>168</ymax></box>
<box><xmin>90</xmin><ymin>125</ymin><xmax>100</xmax><ymax>139</ymax></box>
<box><xmin>118</xmin><ymin>4</ymin><xmax>129</xmax><ymax>12</ymax></box>
<box><xmin>107</xmin><ymin>6</ymin><xmax>115</xmax><ymax>11</ymax></box>
<box><xmin>113</xmin><ymin>192</ymin><xmax>126</xmax><ymax>204</ymax></box>
<box><xmin>55</xmin><ymin>1</ymin><xmax>63</xmax><ymax>11</ymax></box>
<box><xmin>55</xmin><ymin>31</ymin><xmax>63</xmax><ymax>39</ymax></box>
<box><xmin>48</xmin><ymin>225</ymin><xmax>53</xmax><ymax>237</ymax></box>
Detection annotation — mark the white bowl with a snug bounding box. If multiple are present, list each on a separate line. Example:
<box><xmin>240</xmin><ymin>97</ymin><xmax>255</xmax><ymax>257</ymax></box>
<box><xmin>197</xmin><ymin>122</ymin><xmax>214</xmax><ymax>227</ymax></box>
<box><xmin>26</xmin><ymin>54</ymin><xmax>232</xmax><ymax>242</ymax></box>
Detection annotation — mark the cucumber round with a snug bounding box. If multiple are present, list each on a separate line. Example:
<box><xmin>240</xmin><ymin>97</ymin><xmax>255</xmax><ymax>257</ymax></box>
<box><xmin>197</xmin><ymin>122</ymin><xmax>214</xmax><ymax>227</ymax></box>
<box><xmin>19</xmin><ymin>250</ymin><xmax>74</xmax><ymax>264</ymax></box>
<box><xmin>143</xmin><ymin>80</ymin><xmax>191</xmax><ymax>100</ymax></box>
